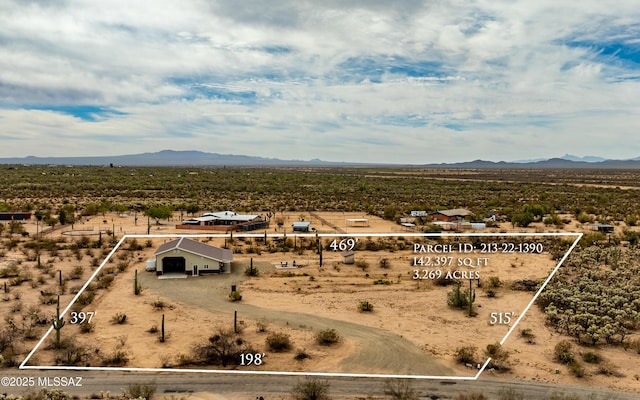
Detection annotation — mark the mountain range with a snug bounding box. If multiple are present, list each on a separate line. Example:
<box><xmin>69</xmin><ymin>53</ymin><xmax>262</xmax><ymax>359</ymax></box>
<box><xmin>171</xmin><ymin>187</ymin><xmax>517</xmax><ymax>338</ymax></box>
<box><xmin>0</xmin><ymin>150</ymin><xmax>639</xmax><ymax>168</ymax></box>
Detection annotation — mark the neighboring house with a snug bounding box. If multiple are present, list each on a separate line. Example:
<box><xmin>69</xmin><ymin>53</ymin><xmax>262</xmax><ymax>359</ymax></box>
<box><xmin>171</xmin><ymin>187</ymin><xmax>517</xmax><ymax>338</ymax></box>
<box><xmin>180</xmin><ymin>211</ymin><xmax>269</xmax><ymax>231</ymax></box>
<box><xmin>154</xmin><ymin>237</ymin><xmax>233</xmax><ymax>276</ymax></box>
<box><xmin>292</xmin><ymin>221</ymin><xmax>311</xmax><ymax>232</ymax></box>
<box><xmin>430</xmin><ymin>208</ymin><xmax>474</xmax><ymax>222</ymax></box>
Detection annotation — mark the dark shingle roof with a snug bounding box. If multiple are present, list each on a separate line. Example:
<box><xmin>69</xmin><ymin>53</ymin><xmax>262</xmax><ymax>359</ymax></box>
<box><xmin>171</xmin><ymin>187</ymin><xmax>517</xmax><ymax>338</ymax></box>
<box><xmin>155</xmin><ymin>237</ymin><xmax>233</xmax><ymax>262</ymax></box>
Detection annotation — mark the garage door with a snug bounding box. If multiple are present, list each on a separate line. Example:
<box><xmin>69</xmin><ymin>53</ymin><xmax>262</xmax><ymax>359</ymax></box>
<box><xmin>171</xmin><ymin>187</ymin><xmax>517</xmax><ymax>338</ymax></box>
<box><xmin>162</xmin><ymin>257</ymin><xmax>186</xmax><ymax>274</ymax></box>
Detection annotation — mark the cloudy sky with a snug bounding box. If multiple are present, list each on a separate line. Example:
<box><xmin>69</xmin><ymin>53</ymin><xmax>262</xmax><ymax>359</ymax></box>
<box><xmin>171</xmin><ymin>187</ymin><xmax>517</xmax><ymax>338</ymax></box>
<box><xmin>1</xmin><ymin>0</ymin><xmax>639</xmax><ymax>163</ymax></box>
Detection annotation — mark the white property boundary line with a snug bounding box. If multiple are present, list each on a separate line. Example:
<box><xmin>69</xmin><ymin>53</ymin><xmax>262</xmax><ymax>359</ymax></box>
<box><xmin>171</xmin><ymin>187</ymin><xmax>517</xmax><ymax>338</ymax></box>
<box><xmin>20</xmin><ymin>232</ymin><xmax>583</xmax><ymax>381</ymax></box>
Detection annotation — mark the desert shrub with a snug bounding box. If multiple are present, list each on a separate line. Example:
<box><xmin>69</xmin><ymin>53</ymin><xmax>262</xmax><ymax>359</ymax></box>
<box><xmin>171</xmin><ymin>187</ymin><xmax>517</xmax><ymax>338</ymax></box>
<box><xmin>510</xmin><ymin>279</ymin><xmax>539</xmax><ymax>291</ymax></box>
<box><xmin>382</xmin><ymin>379</ymin><xmax>418</xmax><ymax>400</ymax></box>
<box><xmin>315</xmin><ymin>328</ymin><xmax>340</xmax><ymax>346</ymax></box>
<box><xmin>355</xmin><ymin>260</ymin><xmax>369</xmax><ymax>271</ymax></box>
<box><xmin>151</xmin><ymin>298</ymin><xmax>171</xmax><ymax>310</ymax></box>
<box><xmin>496</xmin><ymin>388</ymin><xmax>525</xmax><ymax>400</ymax></box>
<box><xmin>358</xmin><ymin>300</ymin><xmax>374</xmax><ymax>312</ymax></box>
<box><xmin>123</xmin><ymin>383</ymin><xmax>156</xmax><ymax>400</ymax></box>
<box><xmin>228</xmin><ymin>290</ymin><xmax>242</xmax><ymax>302</ymax></box>
<box><xmin>568</xmin><ymin>361</ymin><xmax>585</xmax><ymax>378</ymax></box>
<box><xmin>294</xmin><ymin>349</ymin><xmax>310</xmax><ymax>361</ymax></box>
<box><xmin>447</xmin><ymin>282</ymin><xmax>469</xmax><ymax>309</ymax></box>
<box><xmin>596</xmin><ymin>362</ymin><xmax>624</xmax><ymax>377</ymax></box>
<box><xmin>102</xmin><ymin>350</ymin><xmax>129</xmax><ymax>366</ymax></box>
<box><xmin>628</xmin><ymin>338</ymin><xmax>640</xmax><ymax>354</ymax></box>
<box><xmin>547</xmin><ymin>393</ymin><xmax>583</xmax><ymax>400</ymax></box>
<box><xmin>485</xmin><ymin>276</ymin><xmax>501</xmax><ymax>297</ymax></box>
<box><xmin>256</xmin><ymin>319</ymin><xmax>269</xmax><ymax>333</ymax></box>
<box><xmin>266</xmin><ymin>332</ymin><xmax>292</xmax><ymax>352</ymax></box>
<box><xmin>117</xmin><ymin>261</ymin><xmax>129</xmax><ymax>272</ymax></box>
<box><xmin>454</xmin><ymin>346</ymin><xmax>478</xmax><ymax>365</ymax></box>
<box><xmin>111</xmin><ymin>312</ymin><xmax>127</xmax><ymax>324</ymax></box>
<box><xmin>485</xmin><ymin>342</ymin><xmax>510</xmax><ymax>371</ymax></box>
<box><xmin>487</xmin><ymin>276</ymin><xmax>502</xmax><ymax>288</ymax></box>
<box><xmin>576</xmin><ymin>212</ymin><xmax>594</xmax><ymax>224</ymax></box>
<box><xmin>582</xmin><ymin>351</ymin><xmax>602</xmax><ymax>364</ymax></box>
<box><xmin>379</xmin><ymin>258</ymin><xmax>391</xmax><ymax>269</ymax></box>
<box><xmin>21</xmin><ymin>388</ymin><xmax>72</xmax><ymax>400</ymax></box>
<box><xmin>79</xmin><ymin>322</ymin><xmax>93</xmax><ymax>334</ymax></box>
<box><xmin>244</xmin><ymin>265</ymin><xmax>259</xmax><ymax>276</ymax></box>
<box><xmin>519</xmin><ymin>328</ymin><xmax>536</xmax><ymax>344</ymax></box>
<box><xmin>192</xmin><ymin>327</ymin><xmax>249</xmax><ymax>367</ymax></box>
<box><xmin>373</xmin><ymin>279</ymin><xmax>391</xmax><ymax>285</ymax></box>
<box><xmin>147</xmin><ymin>325</ymin><xmax>159</xmax><ymax>334</ymax></box>
<box><xmin>69</xmin><ymin>265</ymin><xmax>84</xmax><ymax>280</ymax></box>
<box><xmin>453</xmin><ymin>393</ymin><xmax>487</xmax><ymax>400</ymax></box>
<box><xmin>291</xmin><ymin>378</ymin><xmax>330</xmax><ymax>400</ymax></box>
<box><xmin>53</xmin><ymin>338</ymin><xmax>89</xmax><ymax>366</ymax></box>
<box><xmin>76</xmin><ymin>289</ymin><xmax>96</xmax><ymax>306</ymax></box>
<box><xmin>554</xmin><ymin>340</ymin><xmax>574</xmax><ymax>364</ymax></box>
<box><xmin>96</xmin><ymin>274</ymin><xmax>114</xmax><ymax>289</ymax></box>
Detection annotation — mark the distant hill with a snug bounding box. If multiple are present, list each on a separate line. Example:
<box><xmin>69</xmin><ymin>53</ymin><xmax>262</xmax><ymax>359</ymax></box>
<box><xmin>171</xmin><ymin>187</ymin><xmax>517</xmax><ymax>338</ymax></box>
<box><xmin>558</xmin><ymin>154</ymin><xmax>607</xmax><ymax>163</ymax></box>
<box><xmin>1</xmin><ymin>150</ymin><xmax>639</xmax><ymax>168</ymax></box>
<box><xmin>515</xmin><ymin>154</ymin><xmax>608</xmax><ymax>163</ymax></box>
<box><xmin>423</xmin><ymin>157</ymin><xmax>640</xmax><ymax>169</ymax></box>
<box><xmin>0</xmin><ymin>150</ymin><xmax>360</xmax><ymax>167</ymax></box>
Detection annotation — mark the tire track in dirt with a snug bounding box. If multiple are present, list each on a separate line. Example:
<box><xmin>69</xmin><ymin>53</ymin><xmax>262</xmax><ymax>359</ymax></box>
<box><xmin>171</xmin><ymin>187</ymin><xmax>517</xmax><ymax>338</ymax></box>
<box><xmin>140</xmin><ymin>271</ymin><xmax>453</xmax><ymax>376</ymax></box>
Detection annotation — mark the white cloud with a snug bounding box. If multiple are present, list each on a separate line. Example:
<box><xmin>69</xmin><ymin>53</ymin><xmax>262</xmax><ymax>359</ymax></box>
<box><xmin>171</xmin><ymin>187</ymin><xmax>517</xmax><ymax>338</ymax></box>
<box><xmin>0</xmin><ymin>0</ymin><xmax>639</xmax><ymax>162</ymax></box>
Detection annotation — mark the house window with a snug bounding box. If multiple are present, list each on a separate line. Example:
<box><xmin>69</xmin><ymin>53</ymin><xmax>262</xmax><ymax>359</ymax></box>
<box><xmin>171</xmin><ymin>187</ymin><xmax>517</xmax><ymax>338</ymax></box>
<box><xmin>204</xmin><ymin>264</ymin><xmax>209</xmax><ymax>269</ymax></box>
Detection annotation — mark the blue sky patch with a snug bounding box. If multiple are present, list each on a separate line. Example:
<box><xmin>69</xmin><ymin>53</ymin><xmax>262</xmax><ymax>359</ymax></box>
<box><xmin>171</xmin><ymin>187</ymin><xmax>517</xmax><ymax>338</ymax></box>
<box><xmin>25</xmin><ymin>105</ymin><xmax>126</xmax><ymax>122</ymax></box>
<box><xmin>336</xmin><ymin>56</ymin><xmax>448</xmax><ymax>82</ymax></box>
<box><xmin>564</xmin><ymin>39</ymin><xmax>640</xmax><ymax>67</ymax></box>
<box><xmin>377</xmin><ymin>115</ymin><xmax>427</xmax><ymax>128</ymax></box>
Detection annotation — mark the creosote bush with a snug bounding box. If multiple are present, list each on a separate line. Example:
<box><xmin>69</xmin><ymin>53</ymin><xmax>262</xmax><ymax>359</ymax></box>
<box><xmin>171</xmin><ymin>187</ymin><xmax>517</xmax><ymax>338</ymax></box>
<box><xmin>383</xmin><ymin>379</ymin><xmax>418</xmax><ymax>400</ymax></box>
<box><xmin>315</xmin><ymin>328</ymin><xmax>340</xmax><ymax>346</ymax></box>
<box><xmin>291</xmin><ymin>378</ymin><xmax>331</xmax><ymax>400</ymax></box>
<box><xmin>454</xmin><ymin>345</ymin><xmax>477</xmax><ymax>365</ymax></box>
<box><xmin>123</xmin><ymin>382</ymin><xmax>156</xmax><ymax>400</ymax></box>
<box><xmin>358</xmin><ymin>300</ymin><xmax>374</xmax><ymax>312</ymax></box>
<box><xmin>454</xmin><ymin>394</ymin><xmax>487</xmax><ymax>400</ymax></box>
<box><xmin>110</xmin><ymin>312</ymin><xmax>127</xmax><ymax>324</ymax></box>
<box><xmin>228</xmin><ymin>290</ymin><xmax>242</xmax><ymax>302</ymax></box>
<box><xmin>554</xmin><ymin>340</ymin><xmax>574</xmax><ymax>364</ymax></box>
<box><xmin>266</xmin><ymin>332</ymin><xmax>292</xmax><ymax>352</ymax></box>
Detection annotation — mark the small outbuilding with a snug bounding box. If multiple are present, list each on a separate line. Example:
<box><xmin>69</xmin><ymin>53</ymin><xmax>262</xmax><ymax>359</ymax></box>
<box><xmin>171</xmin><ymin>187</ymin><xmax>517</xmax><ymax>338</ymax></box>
<box><xmin>586</xmin><ymin>223</ymin><xmax>615</xmax><ymax>234</ymax></box>
<box><xmin>154</xmin><ymin>237</ymin><xmax>233</xmax><ymax>276</ymax></box>
<box><xmin>292</xmin><ymin>221</ymin><xmax>311</xmax><ymax>232</ymax></box>
<box><xmin>346</xmin><ymin>218</ymin><xmax>369</xmax><ymax>227</ymax></box>
<box><xmin>341</xmin><ymin>250</ymin><xmax>355</xmax><ymax>264</ymax></box>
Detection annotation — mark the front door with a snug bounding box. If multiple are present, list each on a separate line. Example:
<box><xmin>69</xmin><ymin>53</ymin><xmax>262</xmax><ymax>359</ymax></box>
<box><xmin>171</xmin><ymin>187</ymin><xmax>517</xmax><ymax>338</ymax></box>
<box><xmin>193</xmin><ymin>265</ymin><xmax>198</xmax><ymax>276</ymax></box>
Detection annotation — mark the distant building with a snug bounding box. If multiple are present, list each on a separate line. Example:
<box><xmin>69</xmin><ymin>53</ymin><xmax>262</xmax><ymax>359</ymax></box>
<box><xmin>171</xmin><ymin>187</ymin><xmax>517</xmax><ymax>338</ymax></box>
<box><xmin>0</xmin><ymin>212</ymin><xmax>32</xmax><ymax>221</ymax></box>
<box><xmin>346</xmin><ymin>218</ymin><xmax>369</xmax><ymax>227</ymax></box>
<box><xmin>154</xmin><ymin>237</ymin><xmax>233</xmax><ymax>276</ymax></box>
<box><xmin>292</xmin><ymin>221</ymin><xmax>311</xmax><ymax>232</ymax></box>
<box><xmin>586</xmin><ymin>223</ymin><xmax>615</xmax><ymax>234</ymax></box>
<box><xmin>430</xmin><ymin>208</ymin><xmax>474</xmax><ymax>222</ymax></box>
<box><xmin>180</xmin><ymin>211</ymin><xmax>269</xmax><ymax>231</ymax></box>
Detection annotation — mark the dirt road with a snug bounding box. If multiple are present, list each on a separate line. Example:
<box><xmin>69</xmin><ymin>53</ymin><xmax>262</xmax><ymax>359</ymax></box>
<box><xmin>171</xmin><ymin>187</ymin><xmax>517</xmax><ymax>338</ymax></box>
<box><xmin>139</xmin><ymin>268</ymin><xmax>453</xmax><ymax>377</ymax></box>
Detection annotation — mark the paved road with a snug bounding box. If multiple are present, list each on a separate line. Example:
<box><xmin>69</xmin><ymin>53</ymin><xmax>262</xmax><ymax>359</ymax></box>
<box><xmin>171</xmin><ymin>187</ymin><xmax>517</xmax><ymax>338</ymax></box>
<box><xmin>4</xmin><ymin>370</ymin><xmax>639</xmax><ymax>399</ymax></box>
